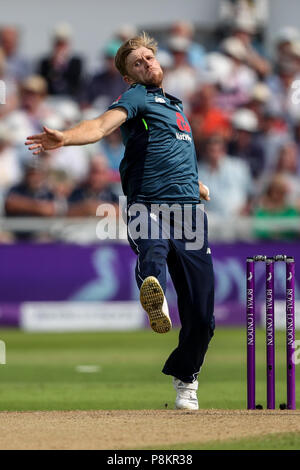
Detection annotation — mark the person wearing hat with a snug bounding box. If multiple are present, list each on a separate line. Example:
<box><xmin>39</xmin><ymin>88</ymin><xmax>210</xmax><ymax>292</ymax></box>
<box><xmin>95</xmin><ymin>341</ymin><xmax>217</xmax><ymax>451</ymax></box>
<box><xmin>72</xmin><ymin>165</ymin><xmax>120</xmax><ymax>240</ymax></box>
<box><xmin>81</xmin><ymin>39</ymin><xmax>128</xmax><ymax>111</ymax></box>
<box><xmin>230</xmin><ymin>16</ymin><xmax>271</xmax><ymax>78</ymax></box>
<box><xmin>163</xmin><ymin>35</ymin><xmax>197</xmax><ymax>110</ymax></box>
<box><xmin>266</xmin><ymin>61</ymin><xmax>300</xmax><ymax>127</ymax></box>
<box><xmin>246</xmin><ymin>82</ymin><xmax>271</xmax><ymax>128</ymax></box>
<box><xmin>215</xmin><ymin>36</ymin><xmax>257</xmax><ymax>110</ymax></box>
<box><xmin>4</xmin><ymin>160</ymin><xmax>61</xmax><ymax>240</ymax></box>
<box><xmin>37</xmin><ymin>23</ymin><xmax>84</xmax><ymax>99</ymax></box>
<box><xmin>115</xmin><ymin>25</ymin><xmax>138</xmax><ymax>43</ymax></box>
<box><xmin>169</xmin><ymin>21</ymin><xmax>206</xmax><ymax>70</ymax></box>
<box><xmin>3</xmin><ymin>74</ymin><xmax>57</xmax><ymax>147</ymax></box>
<box><xmin>228</xmin><ymin>108</ymin><xmax>266</xmax><ymax>179</ymax></box>
<box><xmin>274</xmin><ymin>26</ymin><xmax>300</xmax><ymax>69</ymax></box>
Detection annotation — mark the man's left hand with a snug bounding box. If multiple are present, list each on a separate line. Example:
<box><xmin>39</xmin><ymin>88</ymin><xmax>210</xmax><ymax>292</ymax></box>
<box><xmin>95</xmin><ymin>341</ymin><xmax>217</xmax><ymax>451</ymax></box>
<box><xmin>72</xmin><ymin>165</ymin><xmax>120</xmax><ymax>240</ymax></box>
<box><xmin>199</xmin><ymin>181</ymin><xmax>210</xmax><ymax>201</ymax></box>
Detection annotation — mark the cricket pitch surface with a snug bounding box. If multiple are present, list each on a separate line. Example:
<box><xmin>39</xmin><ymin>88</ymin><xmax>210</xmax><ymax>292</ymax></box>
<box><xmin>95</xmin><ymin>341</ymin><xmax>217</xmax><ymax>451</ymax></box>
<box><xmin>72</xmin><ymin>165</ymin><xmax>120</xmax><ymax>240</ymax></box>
<box><xmin>0</xmin><ymin>409</ymin><xmax>300</xmax><ymax>449</ymax></box>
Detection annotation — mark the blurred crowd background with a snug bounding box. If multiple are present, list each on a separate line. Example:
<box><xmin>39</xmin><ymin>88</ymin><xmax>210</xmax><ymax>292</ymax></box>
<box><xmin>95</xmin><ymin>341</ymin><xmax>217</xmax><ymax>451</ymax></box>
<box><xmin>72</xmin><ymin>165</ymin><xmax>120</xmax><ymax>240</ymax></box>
<box><xmin>0</xmin><ymin>0</ymin><xmax>300</xmax><ymax>242</ymax></box>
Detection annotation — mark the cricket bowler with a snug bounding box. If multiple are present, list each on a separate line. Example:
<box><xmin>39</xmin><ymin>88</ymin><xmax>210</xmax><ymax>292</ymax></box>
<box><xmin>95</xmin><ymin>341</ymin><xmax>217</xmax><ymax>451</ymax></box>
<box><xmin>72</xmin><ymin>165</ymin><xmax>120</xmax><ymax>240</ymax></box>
<box><xmin>26</xmin><ymin>33</ymin><xmax>215</xmax><ymax>410</ymax></box>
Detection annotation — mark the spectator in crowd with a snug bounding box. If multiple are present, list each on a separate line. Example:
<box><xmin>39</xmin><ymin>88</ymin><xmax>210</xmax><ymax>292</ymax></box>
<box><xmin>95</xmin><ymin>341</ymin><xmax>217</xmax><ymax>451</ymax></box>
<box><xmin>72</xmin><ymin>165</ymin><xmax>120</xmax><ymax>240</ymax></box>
<box><xmin>0</xmin><ymin>26</ymin><xmax>31</xmax><ymax>81</ymax></box>
<box><xmin>274</xmin><ymin>26</ymin><xmax>300</xmax><ymax>69</ymax></box>
<box><xmin>4</xmin><ymin>161</ymin><xmax>60</xmax><ymax>218</ymax></box>
<box><xmin>255</xmin><ymin>107</ymin><xmax>291</xmax><ymax>189</ymax></box>
<box><xmin>198</xmin><ymin>134</ymin><xmax>252</xmax><ymax>216</ymax></box>
<box><xmin>67</xmin><ymin>156</ymin><xmax>119</xmax><ymax>217</ymax></box>
<box><xmin>169</xmin><ymin>21</ymin><xmax>206</xmax><ymax>70</ymax></box>
<box><xmin>230</xmin><ymin>17</ymin><xmax>271</xmax><ymax>78</ymax></box>
<box><xmin>81</xmin><ymin>40</ymin><xmax>127</xmax><ymax>112</ymax></box>
<box><xmin>274</xmin><ymin>142</ymin><xmax>300</xmax><ymax>207</ymax></box>
<box><xmin>97</xmin><ymin>129</ymin><xmax>124</xmax><ymax>174</ymax></box>
<box><xmin>37</xmin><ymin>23</ymin><xmax>84</xmax><ymax>99</ymax></box>
<box><xmin>267</xmin><ymin>62</ymin><xmax>300</xmax><ymax>127</ymax></box>
<box><xmin>289</xmin><ymin>40</ymin><xmax>300</xmax><ymax>75</ymax></box>
<box><xmin>44</xmin><ymin>96</ymin><xmax>81</xmax><ymax>129</ymax></box>
<box><xmin>4</xmin><ymin>74</ymin><xmax>60</xmax><ymax>166</ymax></box>
<box><xmin>4</xmin><ymin>75</ymin><xmax>49</xmax><ymax>141</ymax></box>
<box><xmin>115</xmin><ymin>25</ymin><xmax>138</xmax><ymax>43</ymax></box>
<box><xmin>4</xmin><ymin>161</ymin><xmax>66</xmax><ymax>240</ymax></box>
<box><xmin>0</xmin><ymin>124</ymin><xmax>21</xmax><ymax>201</ymax></box>
<box><xmin>214</xmin><ymin>36</ymin><xmax>257</xmax><ymax>111</ymax></box>
<box><xmin>163</xmin><ymin>35</ymin><xmax>197</xmax><ymax>110</ymax></box>
<box><xmin>246</xmin><ymin>82</ymin><xmax>271</xmax><ymax>127</ymax></box>
<box><xmin>48</xmin><ymin>169</ymin><xmax>75</xmax><ymax>203</ymax></box>
<box><xmin>218</xmin><ymin>0</ymin><xmax>267</xmax><ymax>31</ymax></box>
<box><xmin>0</xmin><ymin>47</ymin><xmax>19</xmax><ymax>118</ymax></box>
<box><xmin>188</xmin><ymin>82</ymin><xmax>231</xmax><ymax>154</ymax></box>
<box><xmin>228</xmin><ymin>108</ymin><xmax>265</xmax><ymax>180</ymax></box>
<box><xmin>253</xmin><ymin>173</ymin><xmax>300</xmax><ymax>240</ymax></box>
<box><xmin>36</xmin><ymin>114</ymin><xmax>89</xmax><ymax>183</ymax></box>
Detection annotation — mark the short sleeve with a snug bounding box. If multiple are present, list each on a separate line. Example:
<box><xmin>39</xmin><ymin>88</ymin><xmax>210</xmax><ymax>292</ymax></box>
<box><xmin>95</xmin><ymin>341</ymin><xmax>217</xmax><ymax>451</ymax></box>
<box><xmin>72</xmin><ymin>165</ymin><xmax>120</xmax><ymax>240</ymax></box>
<box><xmin>108</xmin><ymin>84</ymin><xmax>146</xmax><ymax>120</ymax></box>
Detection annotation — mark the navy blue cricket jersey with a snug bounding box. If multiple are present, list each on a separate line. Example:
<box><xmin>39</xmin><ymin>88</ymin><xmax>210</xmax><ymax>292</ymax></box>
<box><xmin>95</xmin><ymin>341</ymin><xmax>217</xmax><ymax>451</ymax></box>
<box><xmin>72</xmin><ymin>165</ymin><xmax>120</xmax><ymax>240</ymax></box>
<box><xmin>108</xmin><ymin>84</ymin><xmax>200</xmax><ymax>203</ymax></box>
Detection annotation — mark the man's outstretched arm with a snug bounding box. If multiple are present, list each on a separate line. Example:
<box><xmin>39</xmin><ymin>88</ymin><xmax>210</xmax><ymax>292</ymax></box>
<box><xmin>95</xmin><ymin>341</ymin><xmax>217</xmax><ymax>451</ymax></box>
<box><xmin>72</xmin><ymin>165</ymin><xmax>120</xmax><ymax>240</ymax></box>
<box><xmin>25</xmin><ymin>108</ymin><xmax>128</xmax><ymax>155</ymax></box>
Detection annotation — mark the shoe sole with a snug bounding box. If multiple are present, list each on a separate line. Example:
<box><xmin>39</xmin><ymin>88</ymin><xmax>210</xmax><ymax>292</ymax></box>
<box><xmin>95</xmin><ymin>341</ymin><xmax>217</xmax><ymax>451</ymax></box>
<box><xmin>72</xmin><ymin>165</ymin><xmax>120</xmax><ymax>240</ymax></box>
<box><xmin>140</xmin><ymin>276</ymin><xmax>172</xmax><ymax>334</ymax></box>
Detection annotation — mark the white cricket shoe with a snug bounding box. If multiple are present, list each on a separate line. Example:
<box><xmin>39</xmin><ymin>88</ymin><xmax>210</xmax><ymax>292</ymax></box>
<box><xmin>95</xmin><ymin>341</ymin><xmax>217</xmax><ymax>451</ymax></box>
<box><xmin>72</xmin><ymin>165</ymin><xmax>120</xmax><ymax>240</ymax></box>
<box><xmin>140</xmin><ymin>276</ymin><xmax>172</xmax><ymax>333</ymax></box>
<box><xmin>173</xmin><ymin>377</ymin><xmax>199</xmax><ymax>410</ymax></box>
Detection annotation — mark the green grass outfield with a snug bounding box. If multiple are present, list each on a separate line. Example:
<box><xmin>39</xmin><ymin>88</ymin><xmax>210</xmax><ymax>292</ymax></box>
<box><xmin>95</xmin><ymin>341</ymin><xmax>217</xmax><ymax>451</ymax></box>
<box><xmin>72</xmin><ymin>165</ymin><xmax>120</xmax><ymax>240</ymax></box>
<box><xmin>0</xmin><ymin>327</ymin><xmax>298</xmax><ymax>411</ymax></box>
<box><xmin>146</xmin><ymin>432</ymin><xmax>300</xmax><ymax>450</ymax></box>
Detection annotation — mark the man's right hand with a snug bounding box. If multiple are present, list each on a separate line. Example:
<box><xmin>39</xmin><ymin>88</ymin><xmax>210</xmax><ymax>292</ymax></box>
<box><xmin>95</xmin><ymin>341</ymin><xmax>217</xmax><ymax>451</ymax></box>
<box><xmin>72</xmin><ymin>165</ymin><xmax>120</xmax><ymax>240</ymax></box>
<box><xmin>25</xmin><ymin>126</ymin><xmax>65</xmax><ymax>155</ymax></box>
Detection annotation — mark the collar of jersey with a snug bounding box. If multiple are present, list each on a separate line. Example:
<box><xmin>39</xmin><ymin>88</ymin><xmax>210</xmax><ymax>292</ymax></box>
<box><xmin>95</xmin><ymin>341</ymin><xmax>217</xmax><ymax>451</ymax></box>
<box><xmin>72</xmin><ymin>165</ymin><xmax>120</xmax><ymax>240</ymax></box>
<box><xmin>130</xmin><ymin>83</ymin><xmax>182</xmax><ymax>104</ymax></box>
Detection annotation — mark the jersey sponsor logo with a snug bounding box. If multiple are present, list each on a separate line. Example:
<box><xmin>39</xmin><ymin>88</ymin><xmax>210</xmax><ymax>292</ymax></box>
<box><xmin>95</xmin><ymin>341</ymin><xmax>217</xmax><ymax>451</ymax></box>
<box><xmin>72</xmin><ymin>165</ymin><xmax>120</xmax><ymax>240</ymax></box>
<box><xmin>155</xmin><ymin>96</ymin><xmax>166</xmax><ymax>104</ymax></box>
<box><xmin>176</xmin><ymin>132</ymin><xmax>192</xmax><ymax>142</ymax></box>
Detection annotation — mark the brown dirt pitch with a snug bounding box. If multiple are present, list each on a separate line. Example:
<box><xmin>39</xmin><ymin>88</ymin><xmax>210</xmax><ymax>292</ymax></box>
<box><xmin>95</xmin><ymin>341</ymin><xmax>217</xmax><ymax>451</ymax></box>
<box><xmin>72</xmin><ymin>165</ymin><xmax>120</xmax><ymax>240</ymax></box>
<box><xmin>0</xmin><ymin>409</ymin><xmax>300</xmax><ymax>449</ymax></box>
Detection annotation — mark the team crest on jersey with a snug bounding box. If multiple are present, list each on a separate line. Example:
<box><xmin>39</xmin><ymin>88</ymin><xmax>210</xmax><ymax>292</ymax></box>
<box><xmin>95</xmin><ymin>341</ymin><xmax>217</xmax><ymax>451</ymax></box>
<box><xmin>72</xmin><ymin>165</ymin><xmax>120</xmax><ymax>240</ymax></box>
<box><xmin>155</xmin><ymin>96</ymin><xmax>166</xmax><ymax>104</ymax></box>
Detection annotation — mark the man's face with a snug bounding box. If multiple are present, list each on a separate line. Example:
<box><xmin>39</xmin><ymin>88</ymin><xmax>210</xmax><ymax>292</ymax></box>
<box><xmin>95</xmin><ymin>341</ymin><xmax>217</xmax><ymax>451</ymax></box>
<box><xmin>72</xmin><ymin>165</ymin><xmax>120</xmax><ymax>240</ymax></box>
<box><xmin>206</xmin><ymin>141</ymin><xmax>225</xmax><ymax>164</ymax></box>
<box><xmin>25</xmin><ymin>168</ymin><xmax>45</xmax><ymax>191</ymax></box>
<box><xmin>88</xmin><ymin>160</ymin><xmax>109</xmax><ymax>191</ymax></box>
<box><xmin>0</xmin><ymin>28</ymin><xmax>18</xmax><ymax>56</ymax></box>
<box><xmin>124</xmin><ymin>46</ymin><xmax>163</xmax><ymax>87</ymax></box>
<box><xmin>21</xmin><ymin>88</ymin><xmax>44</xmax><ymax>112</ymax></box>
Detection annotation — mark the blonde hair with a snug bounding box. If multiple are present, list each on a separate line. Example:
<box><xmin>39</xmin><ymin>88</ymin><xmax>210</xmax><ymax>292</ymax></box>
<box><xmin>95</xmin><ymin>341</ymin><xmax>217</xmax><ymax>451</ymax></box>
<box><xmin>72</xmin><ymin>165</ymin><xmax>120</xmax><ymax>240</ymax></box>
<box><xmin>115</xmin><ymin>32</ymin><xmax>158</xmax><ymax>76</ymax></box>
